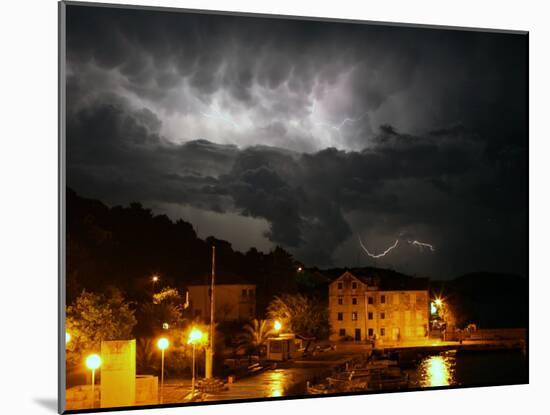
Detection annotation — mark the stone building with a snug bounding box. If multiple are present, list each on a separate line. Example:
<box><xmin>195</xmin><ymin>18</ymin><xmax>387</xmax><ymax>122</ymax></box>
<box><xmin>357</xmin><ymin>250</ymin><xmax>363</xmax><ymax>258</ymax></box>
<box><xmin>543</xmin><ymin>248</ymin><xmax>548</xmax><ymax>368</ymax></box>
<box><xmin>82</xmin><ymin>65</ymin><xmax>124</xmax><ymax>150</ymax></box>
<box><xmin>328</xmin><ymin>271</ymin><xmax>429</xmax><ymax>343</ymax></box>
<box><xmin>187</xmin><ymin>283</ymin><xmax>256</xmax><ymax>322</ymax></box>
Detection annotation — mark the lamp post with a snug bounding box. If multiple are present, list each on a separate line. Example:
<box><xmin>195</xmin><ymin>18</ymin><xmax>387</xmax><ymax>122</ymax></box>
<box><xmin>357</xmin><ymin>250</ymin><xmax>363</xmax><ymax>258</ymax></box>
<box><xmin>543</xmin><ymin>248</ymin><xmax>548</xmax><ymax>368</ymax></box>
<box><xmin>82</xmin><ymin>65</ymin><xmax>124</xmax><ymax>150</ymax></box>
<box><xmin>187</xmin><ymin>327</ymin><xmax>205</xmax><ymax>399</ymax></box>
<box><xmin>152</xmin><ymin>275</ymin><xmax>159</xmax><ymax>293</ymax></box>
<box><xmin>85</xmin><ymin>354</ymin><xmax>101</xmax><ymax>408</ymax></box>
<box><xmin>157</xmin><ymin>337</ymin><xmax>169</xmax><ymax>403</ymax></box>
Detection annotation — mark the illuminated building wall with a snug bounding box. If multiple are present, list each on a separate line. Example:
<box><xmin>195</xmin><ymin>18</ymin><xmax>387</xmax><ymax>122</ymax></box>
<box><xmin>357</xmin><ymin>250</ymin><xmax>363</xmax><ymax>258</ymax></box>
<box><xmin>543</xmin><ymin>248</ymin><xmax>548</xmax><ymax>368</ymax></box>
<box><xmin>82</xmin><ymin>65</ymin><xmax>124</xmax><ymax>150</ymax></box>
<box><xmin>187</xmin><ymin>283</ymin><xmax>256</xmax><ymax>322</ymax></box>
<box><xmin>329</xmin><ymin>271</ymin><xmax>429</xmax><ymax>343</ymax></box>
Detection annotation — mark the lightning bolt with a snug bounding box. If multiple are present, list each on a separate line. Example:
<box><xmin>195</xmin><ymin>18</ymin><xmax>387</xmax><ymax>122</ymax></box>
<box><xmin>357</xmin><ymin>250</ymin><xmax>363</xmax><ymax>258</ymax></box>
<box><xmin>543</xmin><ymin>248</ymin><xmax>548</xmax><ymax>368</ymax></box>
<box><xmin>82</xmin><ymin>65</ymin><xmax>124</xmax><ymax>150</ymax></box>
<box><xmin>310</xmin><ymin>101</ymin><xmax>367</xmax><ymax>141</ymax></box>
<box><xmin>358</xmin><ymin>236</ymin><xmax>400</xmax><ymax>258</ymax></box>
<box><xmin>408</xmin><ymin>240</ymin><xmax>435</xmax><ymax>252</ymax></box>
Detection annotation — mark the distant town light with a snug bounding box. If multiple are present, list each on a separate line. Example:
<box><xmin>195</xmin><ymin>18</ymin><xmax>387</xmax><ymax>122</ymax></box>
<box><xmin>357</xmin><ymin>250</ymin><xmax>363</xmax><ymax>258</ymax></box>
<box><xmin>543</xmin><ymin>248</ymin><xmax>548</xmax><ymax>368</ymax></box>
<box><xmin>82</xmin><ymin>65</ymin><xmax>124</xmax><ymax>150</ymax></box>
<box><xmin>162</xmin><ymin>322</ymin><xmax>170</xmax><ymax>330</ymax></box>
<box><xmin>297</xmin><ymin>266</ymin><xmax>303</xmax><ymax>272</ymax></box>
<box><xmin>274</xmin><ymin>320</ymin><xmax>282</xmax><ymax>333</ymax></box>
<box><xmin>157</xmin><ymin>337</ymin><xmax>170</xmax><ymax>351</ymax></box>
<box><xmin>152</xmin><ymin>275</ymin><xmax>159</xmax><ymax>282</ymax></box>
<box><xmin>85</xmin><ymin>354</ymin><xmax>102</xmax><ymax>370</ymax></box>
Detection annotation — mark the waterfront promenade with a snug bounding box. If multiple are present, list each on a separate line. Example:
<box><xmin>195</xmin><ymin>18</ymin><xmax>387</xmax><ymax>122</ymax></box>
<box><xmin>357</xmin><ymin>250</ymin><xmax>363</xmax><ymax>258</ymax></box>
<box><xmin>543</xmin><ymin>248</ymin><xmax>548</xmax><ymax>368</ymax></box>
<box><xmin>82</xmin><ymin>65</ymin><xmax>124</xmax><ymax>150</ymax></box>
<box><xmin>159</xmin><ymin>345</ymin><xmax>366</xmax><ymax>404</ymax></box>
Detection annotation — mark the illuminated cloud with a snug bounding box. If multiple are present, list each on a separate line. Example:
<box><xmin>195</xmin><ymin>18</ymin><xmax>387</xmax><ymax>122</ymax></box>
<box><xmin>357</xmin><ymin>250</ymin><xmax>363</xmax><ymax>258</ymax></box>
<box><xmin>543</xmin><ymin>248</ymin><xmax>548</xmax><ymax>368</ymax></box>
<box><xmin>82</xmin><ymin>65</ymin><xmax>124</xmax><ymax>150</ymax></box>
<box><xmin>65</xmin><ymin>5</ymin><xmax>527</xmax><ymax>276</ymax></box>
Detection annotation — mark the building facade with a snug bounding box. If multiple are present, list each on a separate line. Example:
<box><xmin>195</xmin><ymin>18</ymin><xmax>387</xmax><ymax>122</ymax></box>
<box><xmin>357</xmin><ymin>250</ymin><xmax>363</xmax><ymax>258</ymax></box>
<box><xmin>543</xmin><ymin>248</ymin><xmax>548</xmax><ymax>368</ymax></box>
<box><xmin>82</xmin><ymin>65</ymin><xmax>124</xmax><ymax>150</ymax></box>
<box><xmin>187</xmin><ymin>283</ymin><xmax>256</xmax><ymax>322</ymax></box>
<box><xmin>328</xmin><ymin>271</ymin><xmax>429</xmax><ymax>343</ymax></box>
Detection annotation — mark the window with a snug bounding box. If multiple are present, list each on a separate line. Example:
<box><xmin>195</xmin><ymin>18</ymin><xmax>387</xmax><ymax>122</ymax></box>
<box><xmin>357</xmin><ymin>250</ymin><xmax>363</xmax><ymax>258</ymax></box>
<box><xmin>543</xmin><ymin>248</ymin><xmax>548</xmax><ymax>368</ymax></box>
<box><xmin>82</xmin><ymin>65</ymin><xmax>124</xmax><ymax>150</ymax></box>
<box><xmin>242</xmin><ymin>289</ymin><xmax>247</xmax><ymax>296</ymax></box>
<box><xmin>337</xmin><ymin>312</ymin><xmax>343</xmax><ymax>321</ymax></box>
<box><xmin>368</xmin><ymin>296</ymin><xmax>374</xmax><ymax>305</ymax></box>
<box><xmin>352</xmin><ymin>297</ymin><xmax>357</xmax><ymax>305</ymax></box>
<box><xmin>337</xmin><ymin>282</ymin><xmax>343</xmax><ymax>290</ymax></box>
<box><xmin>368</xmin><ymin>328</ymin><xmax>374</xmax><ymax>337</ymax></box>
<box><xmin>352</xmin><ymin>312</ymin><xmax>358</xmax><ymax>321</ymax></box>
<box><xmin>270</xmin><ymin>341</ymin><xmax>282</xmax><ymax>353</ymax></box>
<box><xmin>380</xmin><ymin>312</ymin><xmax>385</xmax><ymax>320</ymax></box>
<box><xmin>338</xmin><ymin>297</ymin><xmax>343</xmax><ymax>305</ymax></box>
<box><xmin>352</xmin><ymin>282</ymin><xmax>357</xmax><ymax>289</ymax></box>
<box><xmin>381</xmin><ymin>295</ymin><xmax>386</xmax><ymax>304</ymax></box>
<box><xmin>380</xmin><ymin>328</ymin><xmax>386</xmax><ymax>336</ymax></box>
<box><xmin>368</xmin><ymin>312</ymin><xmax>373</xmax><ymax>320</ymax></box>
<box><xmin>339</xmin><ymin>328</ymin><xmax>346</xmax><ymax>336</ymax></box>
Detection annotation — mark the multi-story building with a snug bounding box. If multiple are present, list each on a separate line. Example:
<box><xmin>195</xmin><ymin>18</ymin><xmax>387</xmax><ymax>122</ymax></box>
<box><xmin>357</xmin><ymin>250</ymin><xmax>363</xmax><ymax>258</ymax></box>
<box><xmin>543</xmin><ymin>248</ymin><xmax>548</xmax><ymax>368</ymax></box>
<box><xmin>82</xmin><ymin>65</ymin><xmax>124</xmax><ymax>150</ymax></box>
<box><xmin>328</xmin><ymin>271</ymin><xmax>429</xmax><ymax>344</ymax></box>
<box><xmin>187</xmin><ymin>283</ymin><xmax>256</xmax><ymax>322</ymax></box>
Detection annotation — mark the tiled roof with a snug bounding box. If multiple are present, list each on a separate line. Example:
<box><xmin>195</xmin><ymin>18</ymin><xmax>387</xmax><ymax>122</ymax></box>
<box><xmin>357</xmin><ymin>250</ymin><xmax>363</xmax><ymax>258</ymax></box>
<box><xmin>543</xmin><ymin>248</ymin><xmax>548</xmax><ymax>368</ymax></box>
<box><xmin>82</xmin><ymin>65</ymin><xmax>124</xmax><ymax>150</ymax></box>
<box><xmin>333</xmin><ymin>268</ymin><xmax>429</xmax><ymax>291</ymax></box>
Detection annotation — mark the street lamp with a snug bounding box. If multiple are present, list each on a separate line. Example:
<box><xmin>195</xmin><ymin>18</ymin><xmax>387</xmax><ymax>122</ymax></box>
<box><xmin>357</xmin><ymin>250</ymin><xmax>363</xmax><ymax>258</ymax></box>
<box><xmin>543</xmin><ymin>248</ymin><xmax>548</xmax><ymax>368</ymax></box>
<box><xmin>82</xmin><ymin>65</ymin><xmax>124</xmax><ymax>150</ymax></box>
<box><xmin>187</xmin><ymin>328</ymin><xmax>206</xmax><ymax>398</ymax></box>
<box><xmin>152</xmin><ymin>275</ymin><xmax>159</xmax><ymax>293</ymax></box>
<box><xmin>274</xmin><ymin>320</ymin><xmax>282</xmax><ymax>334</ymax></box>
<box><xmin>65</xmin><ymin>332</ymin><xmax>71</xmax><ymax>344</ymax></box>
<box><xmin>157</xmin><ymin>337</ymin><xmax>169</xmax><ymax>403</ymax></box>
<box><xmin>85</xmin><ymin>354</ymin><xmax>101</xmax><ymax>408</ymax></box>
<box><xmin>434</xmin><ymin>298</ymin><xmax>443</xmax><ymax>307</ymax></box>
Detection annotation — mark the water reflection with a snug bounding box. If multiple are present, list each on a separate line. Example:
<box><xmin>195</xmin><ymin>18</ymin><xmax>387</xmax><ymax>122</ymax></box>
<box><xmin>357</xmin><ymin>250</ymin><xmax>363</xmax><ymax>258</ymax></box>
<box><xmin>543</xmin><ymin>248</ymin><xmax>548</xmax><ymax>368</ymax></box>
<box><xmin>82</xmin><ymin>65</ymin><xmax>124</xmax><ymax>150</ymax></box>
<box><xmin>267</xmin><ymin>370</ymin><xmax>285</xmax><ymax>397</ymax></box>
<box><xmin>419</xmin><ymin>354</ymin><xmax>455</xmax><ymax>387</ymax></box>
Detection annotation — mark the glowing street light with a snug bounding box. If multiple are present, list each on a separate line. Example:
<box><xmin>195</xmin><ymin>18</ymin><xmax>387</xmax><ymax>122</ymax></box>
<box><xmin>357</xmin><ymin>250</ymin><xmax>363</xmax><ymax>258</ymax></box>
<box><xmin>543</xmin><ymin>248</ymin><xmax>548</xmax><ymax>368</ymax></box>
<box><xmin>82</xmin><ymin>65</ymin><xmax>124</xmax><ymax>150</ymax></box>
<box><xmin>434</xmin><ymin>298</ymin><xmax>443</xmax><ymax>307</ymax></box>
<box><xmin>151</xmin><ymin>274</ymin><xmax>159</xmax><ymax>293</ymax></box>
<box><xmin>274</xmin><ymin>320</ymin><xmax>282</xmax><ymax>334</ymax></box>
<box><xmin>85</xmin><ymin>354</ymin><xmax>101</xmax><ymax>408</ymax></box>
<box><xmin>157</xmin><ymin>337</ymin><xmax>169</xmax><ymax>403</ymax></box>
<box><xmin>187</xmin><ymin>328</ymin><xmax>206</xmax><ymax>398</ymax></box>
<box><xmin>297</xmin><ymin>266</ymin><xmax>303</xmax><ymax>272</ymax></box>
<box><xmin>65</xmin><ymin>332</ymin><xmax>71</xmax><ymax>344</ymax></box>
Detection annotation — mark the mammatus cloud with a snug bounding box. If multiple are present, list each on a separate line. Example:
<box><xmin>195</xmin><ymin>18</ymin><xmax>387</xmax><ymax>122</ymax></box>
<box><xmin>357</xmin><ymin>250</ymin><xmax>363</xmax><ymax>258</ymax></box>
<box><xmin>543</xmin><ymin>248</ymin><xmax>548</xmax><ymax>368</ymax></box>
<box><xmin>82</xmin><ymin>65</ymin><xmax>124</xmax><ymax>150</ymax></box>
<box><xmin>67</xmin><ymin>93</ymin><xmax>526</xmax><ymax>274</ymax></box>
<box><xmin>66</xmin><ymin>6</ymin><xmax>526</xmax><ymax>154</ymax></box>
<box><xmin>65</xmin><ymin>5</ymin><xmax>527</xmax><ymax>276</ymax></box>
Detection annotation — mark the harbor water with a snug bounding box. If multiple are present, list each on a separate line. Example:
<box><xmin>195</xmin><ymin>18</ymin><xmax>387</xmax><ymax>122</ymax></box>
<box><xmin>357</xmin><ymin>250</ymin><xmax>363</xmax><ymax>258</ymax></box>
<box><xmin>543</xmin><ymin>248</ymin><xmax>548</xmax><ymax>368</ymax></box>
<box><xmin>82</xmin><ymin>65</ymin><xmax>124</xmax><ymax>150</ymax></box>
<box><xmin>405</xmin><ymin>350</ymin><xmax>528</xmax><ymax>388</ymax></box>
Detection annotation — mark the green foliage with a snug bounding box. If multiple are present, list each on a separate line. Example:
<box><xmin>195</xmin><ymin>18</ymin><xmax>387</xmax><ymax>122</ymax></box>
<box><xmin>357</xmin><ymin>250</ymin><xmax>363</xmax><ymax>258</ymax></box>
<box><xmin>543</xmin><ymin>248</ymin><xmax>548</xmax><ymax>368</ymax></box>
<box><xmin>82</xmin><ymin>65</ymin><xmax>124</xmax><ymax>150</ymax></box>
<box><xmin>238</xmin><ymin>319</ymin><xmax>274</xmax><ymax>354</ymax></box>
<box><xmin>66</xmin><ymin>289</ymin><xmax>137</xmax><ymax>367</ymax></box>
<box><xmin>267</xmin><ymin>294</ymin><xmax>329</xmax><ymax>339</ymax></box>
<box><xmin>136</xmin><ymin>286</ymin><xmax>187</xmax><ymax>337</ymax></box>
<box><xmin>152</xmin><ymin>287</ymin><xmax>181</xmax><ymax>304</ymax></box>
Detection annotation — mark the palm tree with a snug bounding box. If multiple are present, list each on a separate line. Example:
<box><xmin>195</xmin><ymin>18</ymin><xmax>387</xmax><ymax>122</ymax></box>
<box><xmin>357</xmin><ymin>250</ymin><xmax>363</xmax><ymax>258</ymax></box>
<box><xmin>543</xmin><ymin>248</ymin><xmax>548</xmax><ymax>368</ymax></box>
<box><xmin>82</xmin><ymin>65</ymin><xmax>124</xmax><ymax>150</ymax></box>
<box><xmin>239</xmin><ymin>319</ymin><xmax>274</xmax><ymax>354</ymax></box>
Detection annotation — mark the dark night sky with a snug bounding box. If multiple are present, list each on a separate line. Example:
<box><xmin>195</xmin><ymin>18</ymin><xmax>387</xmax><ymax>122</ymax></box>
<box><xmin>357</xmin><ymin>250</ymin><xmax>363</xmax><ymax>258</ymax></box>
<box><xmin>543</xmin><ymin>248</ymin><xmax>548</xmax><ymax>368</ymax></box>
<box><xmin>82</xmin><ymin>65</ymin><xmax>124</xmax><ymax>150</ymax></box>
<box><xmin>65</xmin><ymin>4</ymin><xmax>528</xmax><ymax>278</ymax></box>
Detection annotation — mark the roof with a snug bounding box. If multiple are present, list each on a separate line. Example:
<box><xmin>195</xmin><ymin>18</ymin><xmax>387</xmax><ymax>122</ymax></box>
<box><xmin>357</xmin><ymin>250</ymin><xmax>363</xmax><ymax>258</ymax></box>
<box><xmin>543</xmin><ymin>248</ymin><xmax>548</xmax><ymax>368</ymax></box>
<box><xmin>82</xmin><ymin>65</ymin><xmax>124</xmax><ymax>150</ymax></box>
<box><xmin>187</xmin><ymin>282</ymin><xmax>256</xmax><ymax>288</ymax></box>
<box><xmin>332</xmin><ymin>269</ymin><xmax>429</xmax><ymax>291</ymax></box>
<box><xmin>187</xmin><ymin>272</ymin><xmax>253</xmax><ymax>286</ymax></box>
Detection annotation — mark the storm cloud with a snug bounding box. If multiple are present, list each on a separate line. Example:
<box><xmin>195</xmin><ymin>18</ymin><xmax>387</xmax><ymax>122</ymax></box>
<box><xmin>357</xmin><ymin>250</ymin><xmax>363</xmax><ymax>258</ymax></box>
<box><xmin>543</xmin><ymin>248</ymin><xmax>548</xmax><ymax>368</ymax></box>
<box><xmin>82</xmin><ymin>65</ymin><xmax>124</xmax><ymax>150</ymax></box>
<box><xmin>65</xmin><ymin>4</ymin><xmax>527</xmax><ymax>277</ymax></box>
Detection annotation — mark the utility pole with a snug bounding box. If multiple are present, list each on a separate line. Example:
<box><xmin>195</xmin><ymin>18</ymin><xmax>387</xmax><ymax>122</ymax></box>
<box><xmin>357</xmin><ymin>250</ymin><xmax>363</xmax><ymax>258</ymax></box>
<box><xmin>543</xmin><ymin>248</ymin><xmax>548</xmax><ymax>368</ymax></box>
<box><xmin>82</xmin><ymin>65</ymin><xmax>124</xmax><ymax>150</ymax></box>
<box><xmin>205</xmin><ymin>245</ymin><xmax>215</xmax><ymax>378</ymax></box>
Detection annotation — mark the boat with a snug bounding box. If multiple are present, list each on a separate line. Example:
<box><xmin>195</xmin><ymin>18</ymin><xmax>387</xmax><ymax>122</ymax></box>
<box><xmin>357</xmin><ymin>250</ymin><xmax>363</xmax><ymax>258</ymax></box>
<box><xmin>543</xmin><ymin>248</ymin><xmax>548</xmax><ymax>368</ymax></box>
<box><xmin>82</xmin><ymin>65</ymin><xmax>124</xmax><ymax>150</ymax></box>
<box><xmin>307</xmin><ymin>363</ymin><xmax>409</xmax><ymax>394</ymax></box>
